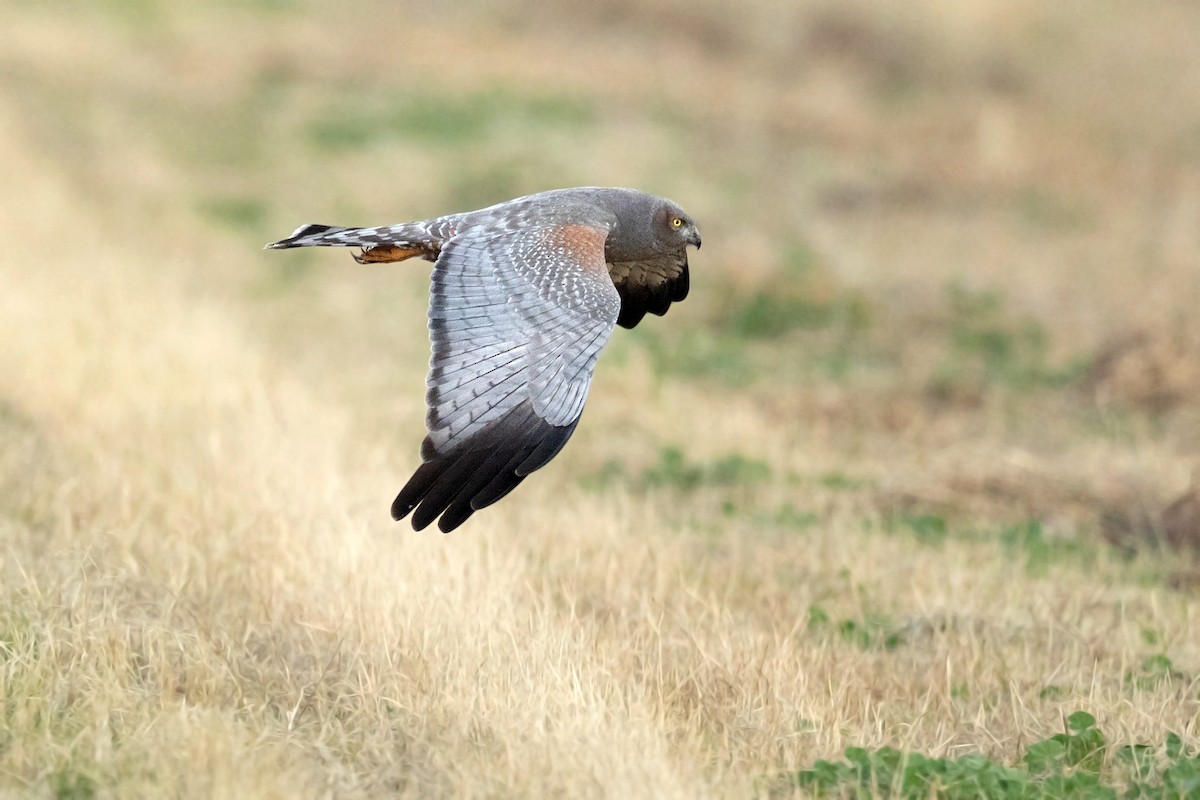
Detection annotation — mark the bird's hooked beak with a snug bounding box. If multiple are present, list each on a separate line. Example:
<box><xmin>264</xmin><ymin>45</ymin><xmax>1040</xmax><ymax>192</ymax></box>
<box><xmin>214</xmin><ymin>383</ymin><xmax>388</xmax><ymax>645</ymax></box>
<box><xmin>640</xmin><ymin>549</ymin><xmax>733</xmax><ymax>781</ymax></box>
<box><xmin>685</xmin><ymin>225</ymin><xmax>702</xmax><ymax>250</ymax></box>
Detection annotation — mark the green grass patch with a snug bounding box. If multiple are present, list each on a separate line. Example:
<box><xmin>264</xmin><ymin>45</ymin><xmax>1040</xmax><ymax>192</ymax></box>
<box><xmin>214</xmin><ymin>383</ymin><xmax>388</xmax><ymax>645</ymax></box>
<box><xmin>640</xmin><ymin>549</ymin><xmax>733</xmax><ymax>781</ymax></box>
<box><xmin>721</xmin><ymin>284</ymin><xmax>871</xmax><ymax>341</ymax></box>
<box><xmin>629</xmin><ymin>286</ymin><xmax>877</xmax><ymax>386</ymax></box>
<box><xmin>766</xmin><ymin>712</ymin><xmax>1200</xmax><ymax>798</ymax></box>
<box><xmin>626</xmin><ymin>326</ymin><xmax>757</xmax><ymax>385</ymax></box>
<box><xmin>806</xmin><ymin>606</ymin><xmax>909</xmax><ymax>651</ymax></box>
<box><xmin>885</xmin><ymin>512</ymin><xmax>949</xmax><ymax>545</ymax></box>
<box><xmin>626</xmin><ymin>235</ymin><xmax>882</xmax><ymax>386</ymax></box>
<box><xmin>1123</xmin><ymin>654</ymin><xmax>1187</xmax><ymax>691</ymax></box>
<box><xmin>50</xmin><ymin>767</ymin><xmax>98</xmax><ymax>800</ymax></box>
<box><xmin>768</xmin><ymin>503</ymin><xmax>823</xmax><ymax>530</ymax></box>
<box><xmin>586</xmin><ymin>446</ymin><xmax>772</xmax><ymax>494</ymax></box>
<box><xmin>583</xmin><ymin>447</ymin><xmax>777</xmax><ymax>533</ymax></box>
<box><xmin>818</xmin><ymin>471</ymin><xmax>874</xmax><ymax>492</ymax></box>
<box><xmin>928</xmin><ymin>284</ymin><xmax>1088</xmax><ymax>399</ymax></box>
<box><xmin>717</xmin><ymin>500</ymin><xmax>822</xmax><ymax>532</ymax></box>
<box><xmin>878</xmin><ymin>514</ymin><xmax>1111</xmax><ymax>578</ymax></box>
<box><xmin>725</xmin><ymin>291</ymin><xmax>839</xmax><ymax>339</ymax></box>
<box><xmin>997</xmin><ymin>519</ymin><xmax>1095</xmax><ymax>576</ymax></box>
<box><xmin>643</xmin><ymin>447</ymin><xmax>772</xmax><ymax>491</ymax></box>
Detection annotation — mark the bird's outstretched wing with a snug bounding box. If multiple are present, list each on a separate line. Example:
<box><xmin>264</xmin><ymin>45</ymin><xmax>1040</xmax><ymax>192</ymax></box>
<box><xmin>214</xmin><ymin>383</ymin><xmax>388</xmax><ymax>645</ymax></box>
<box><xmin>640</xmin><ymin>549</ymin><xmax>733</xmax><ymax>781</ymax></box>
<box><xmin>608</xmin><ymin>253</ymin><xmax>690</xmax><ymax>328</ymax></box>
<box><xmin>392</xmin><ymin>220</ymin><xmax>621</xmax><ymax>532</ymax></box>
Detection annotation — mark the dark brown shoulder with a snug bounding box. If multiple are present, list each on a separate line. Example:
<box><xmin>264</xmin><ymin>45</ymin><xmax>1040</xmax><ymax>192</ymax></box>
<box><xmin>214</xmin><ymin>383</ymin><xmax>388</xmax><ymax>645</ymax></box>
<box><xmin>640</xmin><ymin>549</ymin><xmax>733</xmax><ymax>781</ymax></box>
<box><xmin>607</xmin><ymin>253</ymin><xmax>690</xmax><ymax>328</ymax></box>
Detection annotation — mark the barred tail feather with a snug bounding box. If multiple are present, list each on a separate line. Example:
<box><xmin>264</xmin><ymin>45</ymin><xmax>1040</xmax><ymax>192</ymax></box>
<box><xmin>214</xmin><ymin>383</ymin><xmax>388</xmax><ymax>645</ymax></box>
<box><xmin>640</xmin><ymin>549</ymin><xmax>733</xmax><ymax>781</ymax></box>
<box><xmin>264</xmin><ymin>221</ymin><xmax>441</xmax><ymax>257</ymax></box>
<box><xmin>264</xmin><ymin>223</ymin><xmax>356</xmax><ymax>249</ymax></box>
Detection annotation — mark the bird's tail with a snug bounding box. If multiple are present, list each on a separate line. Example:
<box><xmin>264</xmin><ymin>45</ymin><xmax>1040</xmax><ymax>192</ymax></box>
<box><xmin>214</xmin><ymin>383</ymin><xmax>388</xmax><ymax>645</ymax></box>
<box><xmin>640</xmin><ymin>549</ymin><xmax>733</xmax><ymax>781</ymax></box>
<box><xmin>265</xmin><ymin>223</ymin><xmax>367</xmax><ymax>250</ymax></box>
<box><xmin>265</xmin><ymin>223</ymin><xmax>439</xmax><ymax>264</ymax></box>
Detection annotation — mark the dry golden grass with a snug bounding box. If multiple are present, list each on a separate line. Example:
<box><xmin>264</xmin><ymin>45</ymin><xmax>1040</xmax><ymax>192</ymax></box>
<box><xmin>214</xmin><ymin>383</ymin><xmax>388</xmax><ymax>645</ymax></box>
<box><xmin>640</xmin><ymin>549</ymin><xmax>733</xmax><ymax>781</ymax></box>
<box><xmin>2</xmin><ymin>2</ymin><xmax>1199</xmax><ymax>797</ymax></box>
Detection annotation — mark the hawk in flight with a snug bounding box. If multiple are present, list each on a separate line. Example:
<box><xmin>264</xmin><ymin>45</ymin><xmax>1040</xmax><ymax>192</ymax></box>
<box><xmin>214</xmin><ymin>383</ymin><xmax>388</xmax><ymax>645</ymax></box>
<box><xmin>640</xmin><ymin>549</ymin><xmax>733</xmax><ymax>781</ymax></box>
<box><xmin>267</xmin><ymin>187</ymin><xmax>701</xmax><ymax>532</ymax></box>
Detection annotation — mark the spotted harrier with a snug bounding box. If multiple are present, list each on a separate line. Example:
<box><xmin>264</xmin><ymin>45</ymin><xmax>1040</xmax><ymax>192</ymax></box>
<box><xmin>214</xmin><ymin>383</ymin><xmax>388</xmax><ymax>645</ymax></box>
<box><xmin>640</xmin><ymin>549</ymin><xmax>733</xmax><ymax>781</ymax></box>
<box><xmin>267</xmin><ymin>187</ymin><xmax>701</xmax><ymax>532</ymax></box>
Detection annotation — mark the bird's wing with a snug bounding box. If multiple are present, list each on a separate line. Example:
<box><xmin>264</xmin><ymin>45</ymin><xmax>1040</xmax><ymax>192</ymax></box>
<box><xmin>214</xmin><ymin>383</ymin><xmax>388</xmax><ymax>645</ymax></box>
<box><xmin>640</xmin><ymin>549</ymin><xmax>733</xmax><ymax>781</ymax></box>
<box><xmin>392</xmin><ymin>220</ymin><xmax>621</xmax><ymax>532</ymax></box>
<box><xmin>607</xmin><ymin>252</ymin><xmax>690</xmax><ymax>329</ymax></box>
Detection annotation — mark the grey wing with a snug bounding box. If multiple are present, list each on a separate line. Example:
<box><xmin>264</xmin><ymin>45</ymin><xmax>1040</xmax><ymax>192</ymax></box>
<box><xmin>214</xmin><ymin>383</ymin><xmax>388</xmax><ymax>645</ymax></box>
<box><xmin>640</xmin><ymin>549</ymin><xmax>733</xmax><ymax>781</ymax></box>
<box><xmin>391</xmin><ymin>221</ymin><xmax>621</xmax><ymax>532</ymax></box>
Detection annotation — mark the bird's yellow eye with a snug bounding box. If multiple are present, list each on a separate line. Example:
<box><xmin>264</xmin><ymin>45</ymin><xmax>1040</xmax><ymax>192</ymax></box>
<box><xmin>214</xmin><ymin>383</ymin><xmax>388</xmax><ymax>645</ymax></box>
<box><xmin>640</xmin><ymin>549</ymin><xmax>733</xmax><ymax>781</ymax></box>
<box><xmin>672</xmin><ymin>217</ymin><xmax>683</xmax><ymax>228</ymax></box>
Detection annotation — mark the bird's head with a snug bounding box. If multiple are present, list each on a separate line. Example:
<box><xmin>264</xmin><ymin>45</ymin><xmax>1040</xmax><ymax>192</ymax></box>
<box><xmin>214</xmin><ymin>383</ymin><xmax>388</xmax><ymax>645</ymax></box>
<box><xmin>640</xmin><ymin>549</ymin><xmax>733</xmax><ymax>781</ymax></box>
<box><xmin>655</xmin><ymin>200</ymin><xmax>702</xmax><ymax>252</ymax></box>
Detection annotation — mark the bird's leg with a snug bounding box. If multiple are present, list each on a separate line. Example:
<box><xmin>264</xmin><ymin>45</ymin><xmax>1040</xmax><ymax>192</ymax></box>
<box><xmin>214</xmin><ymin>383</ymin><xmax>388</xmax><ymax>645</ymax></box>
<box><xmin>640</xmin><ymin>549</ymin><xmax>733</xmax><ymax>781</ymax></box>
<box><xmin>353</xmin><ymin>244</ymin><xmax>426</xmax><ymax>264</ymax></box>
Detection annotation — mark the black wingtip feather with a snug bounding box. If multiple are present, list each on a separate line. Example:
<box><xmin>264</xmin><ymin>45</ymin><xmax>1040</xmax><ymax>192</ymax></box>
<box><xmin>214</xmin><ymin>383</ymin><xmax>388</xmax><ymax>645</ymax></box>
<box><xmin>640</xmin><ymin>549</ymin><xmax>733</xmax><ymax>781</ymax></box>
<box><xmin>516</xmin><ymin>418</ymin><xmax>579</xmax><ymax>476</ymax></box>
<box><xmin>391</xmin><ymin>461</ymin><xmax>440</xmax><ymax>522</ymax></box>
<box><xmin>391</xmin><ymin>400</ymin><xmax>581</xmax><ymax>533</ymax></box>
<box><xmin>469</xmin><ymin>453</ymin><xmax>532</xmax><ymax>511</ymax></box>
<box><xmin>410</xmin><ymin>447</ymin><xmax>493</xmax><ymax>531</ymax></box>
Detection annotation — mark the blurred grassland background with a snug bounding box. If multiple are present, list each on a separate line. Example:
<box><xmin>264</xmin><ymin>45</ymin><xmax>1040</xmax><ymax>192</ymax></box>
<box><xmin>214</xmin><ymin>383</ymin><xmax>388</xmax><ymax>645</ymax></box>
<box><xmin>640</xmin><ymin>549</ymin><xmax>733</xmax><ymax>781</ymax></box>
<box><xmin>1</xmin><ymin>0</ymin><xmax>1199</xmax><ymax>797</ymax></box>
